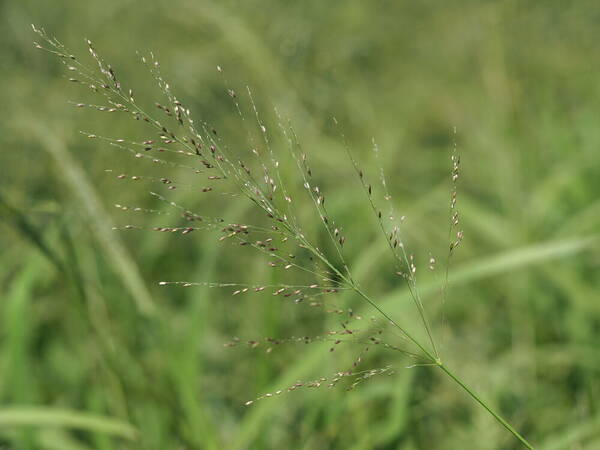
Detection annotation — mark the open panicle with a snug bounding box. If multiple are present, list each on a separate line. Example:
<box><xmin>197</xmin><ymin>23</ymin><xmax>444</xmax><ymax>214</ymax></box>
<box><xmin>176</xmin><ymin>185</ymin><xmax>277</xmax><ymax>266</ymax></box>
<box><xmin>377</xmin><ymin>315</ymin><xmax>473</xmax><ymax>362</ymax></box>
<box><xmin>33</xmin><ymin>25</ymin><xmax>535</xmax><ymax>449</ymax></box>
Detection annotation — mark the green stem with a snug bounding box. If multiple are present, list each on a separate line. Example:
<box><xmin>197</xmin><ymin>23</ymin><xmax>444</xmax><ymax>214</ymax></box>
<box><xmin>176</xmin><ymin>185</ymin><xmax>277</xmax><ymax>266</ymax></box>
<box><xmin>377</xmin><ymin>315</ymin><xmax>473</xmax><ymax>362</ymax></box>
<box><xmin>438</xmin><ymin>363</ymin><xmax>535</xmax><ymax>449</ymax></box>
<box><xmin>300</xmin><ymin>238</ymin><xmax>533</xmax><ymax>448</ymax></box>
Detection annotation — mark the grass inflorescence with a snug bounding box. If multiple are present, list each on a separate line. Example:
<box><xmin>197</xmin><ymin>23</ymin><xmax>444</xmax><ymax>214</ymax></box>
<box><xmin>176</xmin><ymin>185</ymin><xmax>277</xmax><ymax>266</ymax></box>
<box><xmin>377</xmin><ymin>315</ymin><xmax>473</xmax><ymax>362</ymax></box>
<box><xmin>33</xmin><ymin>24</ymin><xmax>535</xmax><ymax>449</ymax></box>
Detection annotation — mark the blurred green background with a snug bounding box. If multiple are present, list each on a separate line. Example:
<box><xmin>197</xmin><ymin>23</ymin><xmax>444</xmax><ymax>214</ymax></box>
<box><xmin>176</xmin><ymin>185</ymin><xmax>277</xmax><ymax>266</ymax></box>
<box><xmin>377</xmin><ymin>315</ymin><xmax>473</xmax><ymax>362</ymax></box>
<box><xmin>1</xmin><ymin>1</ymin><xmax>600</xmax><ymax>449</ymax></box>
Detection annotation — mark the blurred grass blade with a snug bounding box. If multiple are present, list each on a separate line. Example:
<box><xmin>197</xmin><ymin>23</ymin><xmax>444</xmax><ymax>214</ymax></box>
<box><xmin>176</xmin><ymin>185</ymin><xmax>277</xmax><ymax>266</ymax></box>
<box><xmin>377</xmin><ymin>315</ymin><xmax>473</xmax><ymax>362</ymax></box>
<box><xmin>38</xmin><ymin>429</ymin><xmax>95</xmax><ymax>450</ymax></box>
<box><xmin>445</xmin><ymin>235</ymin><xmax>598</xmax><ymax>288</ymax></box>
<box><xmin>0</xmin><ymin>407</ymin><xmax>137</xmax><ymax>440</ymax></box>
<box><xmin>2</xmin><ymin>259</ymin><xmax>39</xmax><ymax>404</ymax></box>
<box><xmin>0</xmin><ymin>192</ymin><xmax>65</xmax><ymax>274</ymax></box>
<box><xmin>32</xmin><ymin>126</ymin><xmax>156</xmax><ymax>316</ymax></box>
<box><xmin>541</xmin><ymin>414</ymin><xmax>600</xmax><ymax>450</ymax></box>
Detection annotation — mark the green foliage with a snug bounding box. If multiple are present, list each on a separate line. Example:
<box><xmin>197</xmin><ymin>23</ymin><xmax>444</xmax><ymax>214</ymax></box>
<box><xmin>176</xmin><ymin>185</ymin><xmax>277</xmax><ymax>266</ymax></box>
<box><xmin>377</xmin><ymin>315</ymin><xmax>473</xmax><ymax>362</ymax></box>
<box><xmin>1</xmin><ymin>1</ymin><xmax>600</xmax><ymax>449</ymax></box>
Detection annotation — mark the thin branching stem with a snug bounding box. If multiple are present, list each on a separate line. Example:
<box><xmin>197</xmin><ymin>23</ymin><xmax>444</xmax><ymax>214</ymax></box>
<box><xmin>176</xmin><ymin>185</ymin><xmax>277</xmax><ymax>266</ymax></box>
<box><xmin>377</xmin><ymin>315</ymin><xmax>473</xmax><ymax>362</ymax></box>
<box><xmin>32</xmin><ymin>26</ymin><xmax>536</xmax><ymax>448</ymax></box>
<box><xmin>340</xmin><ymin>132</ymin><xmax>439</xmax><ymax>359</ymax></box>
<box><xmin>438</xmin><ymin>364</ymin><xmax>535</xmax><ymax>449</ymax></box>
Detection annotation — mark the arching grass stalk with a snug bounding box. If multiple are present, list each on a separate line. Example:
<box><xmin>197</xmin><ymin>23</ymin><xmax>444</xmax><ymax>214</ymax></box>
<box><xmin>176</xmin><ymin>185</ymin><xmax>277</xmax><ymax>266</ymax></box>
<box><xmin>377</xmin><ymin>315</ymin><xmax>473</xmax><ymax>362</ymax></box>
<box><xmin>32</xmin><ymin>24</ymin><xmax>535</xmax><ymax>449</ymax></box>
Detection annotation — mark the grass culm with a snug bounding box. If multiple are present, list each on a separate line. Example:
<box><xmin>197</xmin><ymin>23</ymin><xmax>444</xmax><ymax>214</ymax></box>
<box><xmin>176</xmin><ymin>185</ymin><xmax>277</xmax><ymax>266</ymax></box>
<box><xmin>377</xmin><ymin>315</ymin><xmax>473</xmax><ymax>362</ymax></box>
<box><xmin>32</xmin><ymin>24</ymin><xmax>535</xmax><ymax>449</ymax></box>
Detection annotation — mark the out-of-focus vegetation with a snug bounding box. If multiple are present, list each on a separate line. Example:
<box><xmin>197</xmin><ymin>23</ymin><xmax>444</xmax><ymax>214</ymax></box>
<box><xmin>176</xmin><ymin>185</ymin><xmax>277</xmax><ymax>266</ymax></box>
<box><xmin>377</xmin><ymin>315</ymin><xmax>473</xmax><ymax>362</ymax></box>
<box><xmin>1</xmin><ymin>1</ymin><xmax>600</xmax><ymax>449</ymax></box>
